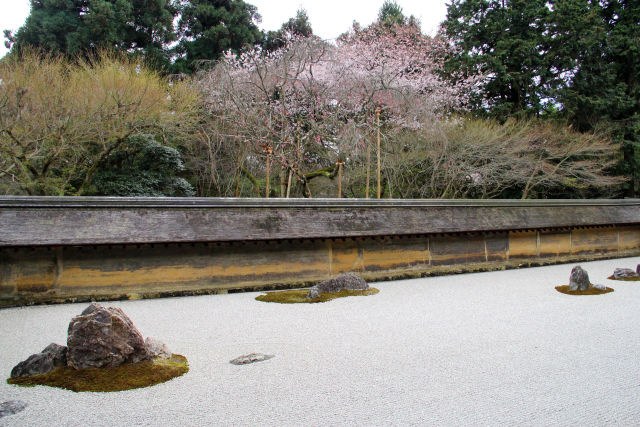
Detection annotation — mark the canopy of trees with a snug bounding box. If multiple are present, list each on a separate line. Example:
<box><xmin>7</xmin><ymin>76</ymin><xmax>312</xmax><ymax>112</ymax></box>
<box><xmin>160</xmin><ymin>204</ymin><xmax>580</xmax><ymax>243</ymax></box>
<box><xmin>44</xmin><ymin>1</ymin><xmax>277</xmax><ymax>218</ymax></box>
<box><xmin>4</xmin><ymin>0</ymin><xmax>263</xmax><ymax>73</ymax></box>
<box><xmin>442</xmin><ymin>0</ymin><xmax>639</xmax><ymax>196</ymax></box>
<box><xmin>1</xmin><ymin>0</ymin><xmax>635</xmax><ymax>199</ymax></box>
<box><xmin>172</xmin><ymin>0</ymin><xmax>263</xmax><ymax>74</ymax></box>
<box><xmin>0</xmin><ymin>51</ymin><xmax>200</xmax><ymax>195</ymax></box>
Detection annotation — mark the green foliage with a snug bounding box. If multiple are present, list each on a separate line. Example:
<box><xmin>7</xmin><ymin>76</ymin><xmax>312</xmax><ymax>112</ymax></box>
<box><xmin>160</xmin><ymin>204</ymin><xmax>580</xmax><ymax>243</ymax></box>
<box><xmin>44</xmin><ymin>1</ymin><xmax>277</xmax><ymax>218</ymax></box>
<box><xmin>443</xmin><ymin>0</ymin><xmax>640</xmax><ymax>196</ymax></box>
<box><xmin>0</xmin><ymin>51</ymin><xmax>201</xmax><ymax>196</ymax></box>
<box><xmin>554</xmin><ymin>0</ymin><xmax>640</xmax><ymax>196</ymax></box>
<box><xmin>88</xmin><ymin>134</ymin><xmax>195</xmax><ymax>197</ymax></box>
<box><xmin>4</xmin><ymin>0</ymin><xmax>84</xmax><ymax>55</ymax></box>
<box><xmin>172</xmin><ymin>0</ymin><xmax>262</xmax><ymax>73</ymax></box>
<box><xmin>378</xmin><ymin>1</ymin><xmax>408</xmax><ymax>26</ymax></box>
<box><xmin>262</xmin><ymin>9</ymin><xmax>313</xmax><ymax>52</ymax></box>
<box><xmin>442</xmin><ymin>0</ymin><xmax>552</xmax><ymax>118</ymax></box>
<box><xmin>7</xmin><ymin>354</ymin><xmax>189</xmax><ymax>392</ymax></box>
<box><xmin>4</xmin><ymin>0</ymin><xmax>177</xmax><ymax>70</ymax></box>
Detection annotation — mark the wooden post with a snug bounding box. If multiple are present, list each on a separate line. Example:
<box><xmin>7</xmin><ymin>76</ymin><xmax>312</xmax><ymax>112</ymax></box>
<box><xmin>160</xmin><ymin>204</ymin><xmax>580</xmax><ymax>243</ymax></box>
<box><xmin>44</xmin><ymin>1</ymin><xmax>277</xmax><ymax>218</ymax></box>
<box><xmin>376</xmin><ymin>109</ymin><xmax>381</xmax><ymax>199</ymax></box>
<box><xmin>234</xmin><ymin>137</ymin><xmax>242</xmax><ymax>198</ymax></box>
<box><xmin>265</xmin><ymin>146</ymin><xmax>272</xmax><ymax>198</ymax></box>
<box><xmin>366</xmin><ymin>140</ymin><xmax>371</xmax><ymax>199</ymax></box>
<box><xmin>287</xmin><ymin>136</ymin><xmax>300</xmax><ymax>198</ymax></box>
<box><xmin>337</xmin><ymin>161</ymin><xmax>344</xmax><ymax>198</ymax></box>
<box><xmin>280</xmin><ymin>167</ymin><xmax>286</xmax><ymax>197</ymax></box>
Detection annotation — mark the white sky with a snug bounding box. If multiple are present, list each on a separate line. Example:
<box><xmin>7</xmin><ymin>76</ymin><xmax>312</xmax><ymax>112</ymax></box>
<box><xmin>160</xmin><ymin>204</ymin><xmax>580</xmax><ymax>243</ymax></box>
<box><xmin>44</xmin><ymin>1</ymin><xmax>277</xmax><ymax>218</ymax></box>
<box><xmin>0</xmin><ymin>0</ymin><xmax>448</xmax><ymax>58</ymax></box>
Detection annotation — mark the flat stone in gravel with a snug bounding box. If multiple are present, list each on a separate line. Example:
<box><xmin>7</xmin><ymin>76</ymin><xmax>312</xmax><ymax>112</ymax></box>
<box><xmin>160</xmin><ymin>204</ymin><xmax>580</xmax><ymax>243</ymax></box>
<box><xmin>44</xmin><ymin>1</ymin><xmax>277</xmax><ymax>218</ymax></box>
<box><xmin>230</xmin><ymin>353</ymin><xmax>275</xmax><ymax>365</ymax></box>
<box><xmin>0</xmin><ymin>401</ymin><xmax>27</xmax><ymax>418</ymax></box>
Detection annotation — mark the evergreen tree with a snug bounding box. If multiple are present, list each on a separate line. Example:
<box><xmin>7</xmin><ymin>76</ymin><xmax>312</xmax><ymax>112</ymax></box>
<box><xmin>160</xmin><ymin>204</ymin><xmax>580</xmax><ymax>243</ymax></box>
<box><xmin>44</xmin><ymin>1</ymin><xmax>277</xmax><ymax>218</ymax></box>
<box><xmin>553</xmin><ymin>0</ymin><xmax>640</xmax><ymax>195</ymax></box>
<box><xmin>4</xmin><ymin>0</ymin><xmax>177</xmax><ymax>69</ymax></box>
<box><xmin>262</xmin><ymin>9</ymin><xmax>313</xmax><ymax>52</ymax></box>
<box><xmin>378</xmin><ymin>0</ymin><xmax>407</xmax><ymax>27</ymax></box>
<box><xmin>4</xmin><ymin>0</ymin><xmax>85</xmax><ymax>55</ymax></box>
<box><xmin>172</xmin><ymin>0</ymin><xmax>262</xmax><ymax>73</ymax></box>
<box><xmin>442</xmin><ymin>0</ymin><xmax>553</xmax><ymax>119</ymax></box>
<box><xmin>443</xmin><ymin>0</ymin><xmax>639</xmax><ymax>195</ymax></box>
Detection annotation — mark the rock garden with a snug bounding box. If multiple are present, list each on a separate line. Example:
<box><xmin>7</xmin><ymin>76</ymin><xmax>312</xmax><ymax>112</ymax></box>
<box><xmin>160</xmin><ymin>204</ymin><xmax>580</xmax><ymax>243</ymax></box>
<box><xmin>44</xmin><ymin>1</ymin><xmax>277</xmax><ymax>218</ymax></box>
<box><xmin>555</xmin><ymin>265</ymin><xmax>614</xmax><ymax>295</ymax></box>
<box><xmin>7</xmin><ymin>303</ymin><xmax>188</xmax><ymax>392</ymax></box>
<box><xmin>608</xmin><ymin>264</ymin><xmax>640</xmax><ymax>281</ymax></box>
<box><xmin>256</xmin><ymin>273</ymin><xmax>379</xmax><ymax>303</ymax></box>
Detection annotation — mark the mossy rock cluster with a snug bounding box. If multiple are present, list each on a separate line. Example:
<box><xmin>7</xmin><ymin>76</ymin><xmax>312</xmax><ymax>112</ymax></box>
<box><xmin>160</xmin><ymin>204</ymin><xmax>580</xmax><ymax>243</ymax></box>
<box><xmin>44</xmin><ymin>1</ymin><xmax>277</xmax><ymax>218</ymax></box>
<box><xmin>256</xmin><ymin>288</ymin><xmax>379</xmax><ymax>304</ymax></box>
<box><xmin>7</xmin><ymin>354</ymin><xmax>188</xmax><ymax>392</ymax></box>
<box><xmin>555</xmin><ymin>285</ymin><xmax>614</xmax><ymax>296</ymax></box>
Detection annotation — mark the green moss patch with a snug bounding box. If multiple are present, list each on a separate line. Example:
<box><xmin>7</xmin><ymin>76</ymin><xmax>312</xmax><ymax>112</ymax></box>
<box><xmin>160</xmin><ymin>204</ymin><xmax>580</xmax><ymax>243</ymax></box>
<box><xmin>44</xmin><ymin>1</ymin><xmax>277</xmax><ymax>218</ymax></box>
<box><xmin>555</xmin><ymin>285</ymin><xmax>614</xmax><ymax>295</ymax></box>
<box><xmin>607</xmin><ymin>275</ymin><xmax>640</xmax><ymax>281</ymax></box>
<box><xmin>256</xmin><ymin>288</ymin><xmax>379</xmax><ymax>304</ymax></box>
<box><xmin>7</xmin><ymin>354</ymin><xmax>188</xmax><ymax>392</ymax></box>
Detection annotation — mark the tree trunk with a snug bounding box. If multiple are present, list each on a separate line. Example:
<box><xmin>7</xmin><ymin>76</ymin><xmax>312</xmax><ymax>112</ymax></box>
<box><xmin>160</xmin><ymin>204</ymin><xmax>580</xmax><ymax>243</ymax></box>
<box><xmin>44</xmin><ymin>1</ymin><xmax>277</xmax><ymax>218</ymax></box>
<box><xmin>376</xmin><ymin>110</ymin><xmax>381</xmax><ymax>199</ymax></box>
<box><xmin>265</xmin><ymin>153</ymin><xmax>271</xmax><ymax>198</ymax></box>
<box><xmin>286</xmin><ymin>168</ymin><xmax>293</xmax><ymax>198</ymax></box>
<box><xmin>337</xmin><ymin>162</ymin><xmax>343</xmax><ymax>198</ymax></box>
<box><xmin>366</xmin><ymin>141</ymin><xmax>371</xmax><ymax>198</ymax></box>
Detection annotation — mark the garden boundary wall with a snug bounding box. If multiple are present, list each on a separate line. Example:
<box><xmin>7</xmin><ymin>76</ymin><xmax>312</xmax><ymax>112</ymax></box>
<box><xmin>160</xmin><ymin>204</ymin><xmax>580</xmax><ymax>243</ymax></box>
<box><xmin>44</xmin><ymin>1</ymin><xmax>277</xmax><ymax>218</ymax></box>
<box><xmin>1</xmin><ymin>197</ymin><xmax>639</xmax><ymax>306</ymax></box>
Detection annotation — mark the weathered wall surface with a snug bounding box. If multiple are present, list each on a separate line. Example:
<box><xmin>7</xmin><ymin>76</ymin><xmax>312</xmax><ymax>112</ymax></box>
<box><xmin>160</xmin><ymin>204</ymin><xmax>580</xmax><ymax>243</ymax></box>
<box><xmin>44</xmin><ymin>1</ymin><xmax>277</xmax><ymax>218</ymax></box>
<box><xmin>1</xmin><ymin>197</ymin><xmax>639</xmax><ymax>306</ymax></box>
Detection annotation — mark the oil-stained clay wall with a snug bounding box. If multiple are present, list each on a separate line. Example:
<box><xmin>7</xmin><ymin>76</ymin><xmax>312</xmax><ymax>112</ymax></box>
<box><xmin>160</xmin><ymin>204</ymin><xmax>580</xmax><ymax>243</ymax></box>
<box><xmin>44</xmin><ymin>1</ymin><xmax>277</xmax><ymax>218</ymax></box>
<box><xmin>2</xmin><ymin>223</ymin><xmax>639</xmax><ymax>306</ymax></box>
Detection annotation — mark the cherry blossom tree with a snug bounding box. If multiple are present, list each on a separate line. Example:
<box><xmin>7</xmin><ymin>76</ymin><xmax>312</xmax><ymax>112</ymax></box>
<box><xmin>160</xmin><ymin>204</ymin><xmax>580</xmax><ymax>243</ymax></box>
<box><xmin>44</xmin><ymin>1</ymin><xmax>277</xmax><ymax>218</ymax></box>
<box><xmin>195</xmin><ymin>22</ymin><xmax>479</xmax><ymax>197</ymax></box>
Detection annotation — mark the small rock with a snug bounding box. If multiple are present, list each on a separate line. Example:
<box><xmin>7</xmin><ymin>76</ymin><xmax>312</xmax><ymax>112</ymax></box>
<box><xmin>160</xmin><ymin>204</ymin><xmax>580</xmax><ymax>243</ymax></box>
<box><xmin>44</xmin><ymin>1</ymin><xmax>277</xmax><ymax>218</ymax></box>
<box><xmin>230</xmin><ymin>353</ymin><xmax>274</xmax><ymax>365</ymax></box>
<box><xmin>306</xmin><ymin>273</ymin><xmax>369</xmax><ymax>298</ymax></box>
<box><xmin>306</xmin><ymin>288</ymin><xmax>320</xmax><ymax>299</ymax></box>
<box><xmin>0</xmin><ymin>401</ymin><xmax>28</xmax><ymax>418</ymax></box>
<box><xmin>145</xmin><ymin>337</ymin><xmax>171</xmax><ymax>359</ymax></box>
<box><xmin>10</xmin><ymin>343</ymin><xmax>67</xmax><ymax>378</ymax></box>
<box><xmin>592</xmin><ymin>283</ymin><xmax>607</xmax><ymax>291</ymax></box>
<box><xmin>67</xmin><ymin>303</ymin><xmax>149</xmax><ymax>369</ymax></box>
<box><xmin>569</xmin><ymin>266</ymin><xmax>590</xmax><ymax>291</ymax></box>
<box><xmin>613</xmin><ymin>268</ymin><xmax>638</xmax><ymax>279</ymax></box>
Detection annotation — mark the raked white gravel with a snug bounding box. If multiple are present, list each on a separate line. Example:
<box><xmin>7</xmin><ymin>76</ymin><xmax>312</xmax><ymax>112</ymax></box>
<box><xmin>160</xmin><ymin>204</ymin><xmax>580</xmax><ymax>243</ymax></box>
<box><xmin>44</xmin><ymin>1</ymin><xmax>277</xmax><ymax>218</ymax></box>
<box><xmin>1</xmin><ymin>256</ymin><xmax>640</xmax><ymax>426</ymax></box>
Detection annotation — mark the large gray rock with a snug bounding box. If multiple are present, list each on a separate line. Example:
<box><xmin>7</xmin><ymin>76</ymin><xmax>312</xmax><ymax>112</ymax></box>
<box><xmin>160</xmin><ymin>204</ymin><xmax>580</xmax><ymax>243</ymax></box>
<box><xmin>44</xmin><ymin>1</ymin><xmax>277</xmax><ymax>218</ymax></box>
<box><xmin>569</xmin><ymin>266</ymin><xmax>590</xmax><ymax>291</ymax></box>
<box><xmin>0</xmin><ymin>401</ymin><xmax>28</xmax><ymax>418</ymax></box>
<box><xmin>67</xmin><ymin>303</ymin><xmax>149</xmax><ymax>369</ymax></box>
<box><xmin>613</xmin><ymin>267</ymin><xmax>638</xmax><ymax>279</ymax></box>
<box><xmin>307</xmin><ymin>273</ymin><xmax>369</xmax><ymax>298</ymax></box>
<box><xmin>10</xmin><ymin>343</ymin><xmax>67</xmax><ymax>378</ymax></box>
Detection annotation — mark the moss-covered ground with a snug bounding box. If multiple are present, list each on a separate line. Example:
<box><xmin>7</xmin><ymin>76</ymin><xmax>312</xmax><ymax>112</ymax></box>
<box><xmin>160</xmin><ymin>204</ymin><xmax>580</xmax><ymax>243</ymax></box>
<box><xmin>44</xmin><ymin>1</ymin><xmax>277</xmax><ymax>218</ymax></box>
<box><xmin>607</xmin><ymin>275</ymin><xmax>640</xmax><ymax>281</ymax></box>
<box><xmin>7</xmin><ymin>354</ymin><xmax>188</xmax><ymax>392</ymax></box>
<box><xmin>555</xmin><ymin>285</ymin><xmax>614</xmax><ymax>295</ymax></box>
<box><xmin>256</xmin><ymin>288</ymin><xmax>379</xmax><ymax>304</ymax></box>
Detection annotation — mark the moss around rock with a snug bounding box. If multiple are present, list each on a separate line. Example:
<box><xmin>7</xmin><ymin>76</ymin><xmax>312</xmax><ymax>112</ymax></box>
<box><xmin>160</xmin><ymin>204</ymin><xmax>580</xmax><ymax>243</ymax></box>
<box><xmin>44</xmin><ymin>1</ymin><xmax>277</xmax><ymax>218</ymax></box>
<box><xmin>256</xmin><ymin>288</ymin><xmax>379</xmax><ymax>304</ymax></box>
<box><xmin>7</xmin><ymin>354</ymin><xmax>188</xmax><ymax>392</ymax></box>
<box><xmin>555</xmin><ymin>285</ymin><xmax>614</xmax><ymax>295</ymax></box>
<box><xmin>607</xmin><ymin>275</ymin><xmax>640</xmax><ymax>281</ymax></box>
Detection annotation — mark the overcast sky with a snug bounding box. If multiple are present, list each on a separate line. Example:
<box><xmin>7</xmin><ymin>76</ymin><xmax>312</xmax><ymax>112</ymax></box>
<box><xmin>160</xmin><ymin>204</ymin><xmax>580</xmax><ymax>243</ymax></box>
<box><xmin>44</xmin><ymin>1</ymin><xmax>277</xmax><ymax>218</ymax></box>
<box><xmin>0</xmin><ymin>0</ymin><xmax>448</xmax><ymax>57</ymax></box>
